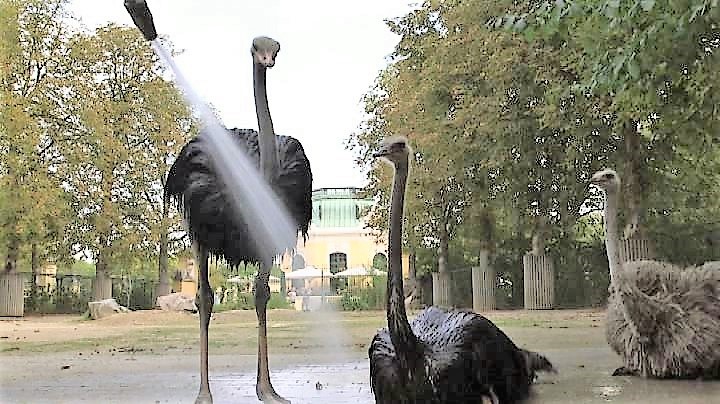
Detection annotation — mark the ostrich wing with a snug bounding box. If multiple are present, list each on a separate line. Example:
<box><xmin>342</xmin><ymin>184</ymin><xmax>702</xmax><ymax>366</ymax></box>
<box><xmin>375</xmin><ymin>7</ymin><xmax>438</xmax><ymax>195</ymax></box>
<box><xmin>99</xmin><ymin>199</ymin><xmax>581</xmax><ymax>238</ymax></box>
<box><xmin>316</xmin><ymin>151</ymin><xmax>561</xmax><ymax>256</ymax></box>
<box><xmin>414</xmin><ymin>307</ymin><xmax>535</xmax><ymax>403</ymax></box>
<box><xmin>275</xmin><ymin>135</ymin><xmax>312</xmax><ymax>240</ymax></box>
<box><xmin>164</xmin><ymin>129</ymin><xmax>312</xmax><ymax>266</ymax></box>
<box><xmin>606</xmin><ymin>259</ymin><xmax>720</xmax><ymax>378</ymax></box>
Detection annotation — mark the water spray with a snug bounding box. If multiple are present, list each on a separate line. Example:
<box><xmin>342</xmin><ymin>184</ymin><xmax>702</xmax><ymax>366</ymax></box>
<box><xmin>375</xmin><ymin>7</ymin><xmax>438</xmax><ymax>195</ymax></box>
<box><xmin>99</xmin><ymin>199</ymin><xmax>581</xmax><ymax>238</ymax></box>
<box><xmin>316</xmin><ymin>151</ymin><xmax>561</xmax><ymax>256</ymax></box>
<box><xmin>122</xmin><ymin>1</ymin><xmax>299</xmax><ymax>258</ymax></box>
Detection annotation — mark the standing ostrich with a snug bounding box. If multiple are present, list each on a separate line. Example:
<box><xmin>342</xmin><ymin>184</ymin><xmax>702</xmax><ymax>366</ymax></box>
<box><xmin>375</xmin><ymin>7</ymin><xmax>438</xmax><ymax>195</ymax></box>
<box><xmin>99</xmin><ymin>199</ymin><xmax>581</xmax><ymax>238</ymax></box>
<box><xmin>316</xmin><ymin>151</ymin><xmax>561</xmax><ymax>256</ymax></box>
<box><xmin>165</xmin><ymin>37</ymin><xmax>311</xmax><ymax>404</ymax></box>
<box><xmin>368</xmin><ymin>136</ymin><xmax>555</xmax><ymax>404</ymax></box>
<box><xmin>590</xmin><ymin>168</ymin><xmax>720</xmax><ymax>379</ymax></box>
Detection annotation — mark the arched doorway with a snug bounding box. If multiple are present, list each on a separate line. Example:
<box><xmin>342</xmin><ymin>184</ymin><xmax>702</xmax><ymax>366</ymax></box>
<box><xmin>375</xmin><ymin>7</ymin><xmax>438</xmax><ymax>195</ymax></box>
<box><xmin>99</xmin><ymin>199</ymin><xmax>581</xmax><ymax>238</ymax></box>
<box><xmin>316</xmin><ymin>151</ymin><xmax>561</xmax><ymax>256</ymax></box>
<box><xmin>372</xmin><ymin>252</ymin><xmax>387</xmax><ymax>271</ymax></box>
<box><xmin>291</xmin><ymin>254</ymin><xmax>305</xmax><ymax>270</ymax></box>
<box><xmin>290</xmin><ymin>254</ymin><xmax>306</xmax><ymax>289</ymax></box>
<box><xmin>329</xmin><ymin>252</ymin><xmax>347</xmax><ymax>293</ymax></box>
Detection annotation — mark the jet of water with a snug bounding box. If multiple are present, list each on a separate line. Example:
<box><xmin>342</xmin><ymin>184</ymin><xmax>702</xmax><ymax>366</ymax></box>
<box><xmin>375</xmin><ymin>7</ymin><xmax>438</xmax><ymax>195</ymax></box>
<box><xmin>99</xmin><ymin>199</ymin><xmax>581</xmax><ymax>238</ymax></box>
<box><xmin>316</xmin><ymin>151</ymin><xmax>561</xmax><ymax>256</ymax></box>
<box><xmin>152</xmin><ymin>39</ymin><xmax>299</xmax><ymax>260</ymax></box>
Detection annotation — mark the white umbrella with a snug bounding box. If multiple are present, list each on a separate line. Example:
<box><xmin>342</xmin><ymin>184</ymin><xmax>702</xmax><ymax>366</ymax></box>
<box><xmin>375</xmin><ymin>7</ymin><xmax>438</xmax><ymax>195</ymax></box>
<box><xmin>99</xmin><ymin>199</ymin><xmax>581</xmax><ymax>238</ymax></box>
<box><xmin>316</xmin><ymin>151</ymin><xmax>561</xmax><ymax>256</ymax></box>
<box><xmin>334</xmin><ymin>267</ymin><xmax>387</xmax><ymax>277</ymax></box>
<box><xmin>284</xmin><ymin>266</ymin><xmax>335</xmax><ymax>280</ymax></box>
<box><xmin>226</xmin><ymin>274</ymin><xmax>280</xmax><ymax>283</ymax></box>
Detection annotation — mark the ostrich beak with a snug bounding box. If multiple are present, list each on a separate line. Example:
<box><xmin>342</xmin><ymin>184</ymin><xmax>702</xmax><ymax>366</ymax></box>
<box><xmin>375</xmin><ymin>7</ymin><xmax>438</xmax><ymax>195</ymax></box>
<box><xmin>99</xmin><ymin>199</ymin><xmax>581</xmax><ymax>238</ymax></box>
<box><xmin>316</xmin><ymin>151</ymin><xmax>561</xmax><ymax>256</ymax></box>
<box><xmin>256</xmin><ymin>52</ymin><xmax>276</xmax><ymax>68</ymax></box>
<box><xmin>588</xmin><ymin>173</ymin><xmax>604</xmax><ymax>185</ymax></box>
<box><xmin>372</xmin><ymin>146</ymin><xmax>390</xmax><ymax>158</ymax></box>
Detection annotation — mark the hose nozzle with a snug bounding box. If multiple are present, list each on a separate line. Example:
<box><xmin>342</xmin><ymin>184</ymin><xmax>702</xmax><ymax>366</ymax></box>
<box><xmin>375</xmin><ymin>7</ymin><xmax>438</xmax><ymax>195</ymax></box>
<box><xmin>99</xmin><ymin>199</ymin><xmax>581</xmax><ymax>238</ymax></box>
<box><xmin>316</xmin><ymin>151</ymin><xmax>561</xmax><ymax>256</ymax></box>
<box><xmin>124</xmin><ymin>0</ymin><xmax>158</xmax><ymax>41</ymax></box>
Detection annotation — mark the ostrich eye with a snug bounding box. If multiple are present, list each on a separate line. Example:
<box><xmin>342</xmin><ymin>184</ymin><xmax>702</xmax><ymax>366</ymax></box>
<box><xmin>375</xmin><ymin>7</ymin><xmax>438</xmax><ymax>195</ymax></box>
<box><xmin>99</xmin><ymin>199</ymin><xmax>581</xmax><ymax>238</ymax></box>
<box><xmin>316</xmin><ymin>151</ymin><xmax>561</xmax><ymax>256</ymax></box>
<box><xmin>603</xmin><ymin>173</ymin><xmax>614</xmax><ymax>179</ymax></box>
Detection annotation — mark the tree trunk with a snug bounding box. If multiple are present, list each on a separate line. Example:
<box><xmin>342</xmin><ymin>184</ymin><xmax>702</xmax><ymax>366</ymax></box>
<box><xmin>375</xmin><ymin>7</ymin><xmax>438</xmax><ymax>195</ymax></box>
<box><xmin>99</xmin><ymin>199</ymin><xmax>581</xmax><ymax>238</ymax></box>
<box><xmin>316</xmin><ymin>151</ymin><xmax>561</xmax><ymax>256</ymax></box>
<box><xmin>156</xmin><ymin>197</ymin><xmax>171</xmax><ymax>298</ymax></box>
<box><xmin>404</xmin><ymin>250</ymin><xmax>417</xmax><ymax>299</ymax></box>
<box><xmin>408</xmin><ymin>250</ymin><xmax>416</xmax><ymax>281</ymax></box>
<box><xmin>30</xmin><ymin>242</ymin><xmax>39</xmax><ymax>289</ymax></box>
<box><xmin>622</xmin><ymin>121</ymin><xmax>645</xmax><ymax>239</ymax></box>
<box><xmin>92</xmin><ymin>248</ymin><xmax>112</xmax><ymax>301</ymax></box>
<box><xmin>434</xmin><ymin>219</ymin><xmax>451</xmax><ymax>307</ymax></box>
<box><xmin>531</xmin><ymin>216</ymin><xmax>548</xmax><ymax>256</ymax></box>
<box><xmin>437</xmin><ymin>219</ymin><xmax>449</xmax><ymax>274</ymax></box>
<box><xmin>3</xmin><ymin>237</ymin><xmax>19</xmax><ymax>274</ymax></box>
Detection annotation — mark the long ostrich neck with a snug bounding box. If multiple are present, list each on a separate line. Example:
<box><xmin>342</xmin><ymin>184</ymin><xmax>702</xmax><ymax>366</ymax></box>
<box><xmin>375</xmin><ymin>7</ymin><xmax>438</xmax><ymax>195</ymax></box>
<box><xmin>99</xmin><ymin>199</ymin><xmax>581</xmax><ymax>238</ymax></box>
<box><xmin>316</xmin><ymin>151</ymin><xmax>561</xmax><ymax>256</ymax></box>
<box><xmin>603</xmin><ymin>189</ymin><xmax>622</xmax><ymax>286</ymax></box>
<box><xmin>254</xmin><ymin>63</ymin><xmax>280</xmax><ymax>180</ymax></box>
<box><xmin>604</xmin><ymin>187</ymin><xmax>658</xmax><ymax>340</ymax></box>
<box><xmin>387</xmin><ymin>158</ymin><xmax>420</xmax><ymax>356</ymax></box>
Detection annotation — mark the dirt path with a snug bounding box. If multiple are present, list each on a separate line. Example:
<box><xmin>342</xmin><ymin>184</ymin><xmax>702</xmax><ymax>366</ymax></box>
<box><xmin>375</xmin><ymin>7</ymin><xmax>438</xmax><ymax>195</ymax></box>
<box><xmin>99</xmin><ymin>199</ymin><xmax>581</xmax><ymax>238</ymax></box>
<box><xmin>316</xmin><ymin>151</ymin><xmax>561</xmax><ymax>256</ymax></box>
<box><xmin>1</xmin><ymin>309</ymin><xmax>719</xmax><ymax>403</ymax></box>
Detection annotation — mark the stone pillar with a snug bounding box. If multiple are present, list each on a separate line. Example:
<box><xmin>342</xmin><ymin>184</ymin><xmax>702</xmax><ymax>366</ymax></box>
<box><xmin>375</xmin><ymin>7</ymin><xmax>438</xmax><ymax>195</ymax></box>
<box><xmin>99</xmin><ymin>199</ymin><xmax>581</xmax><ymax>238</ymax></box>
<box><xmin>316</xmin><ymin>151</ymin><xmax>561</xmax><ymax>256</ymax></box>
<box><xmin>523</xmin><ymin>253</ymin><xmax>554</xmax><ymax>310</ymax></box>
<box><xmin>0</xmin><ymin>273</ymin><xmax>24</xmax><ymax>316</ymax></box>
<box><xmin>472</xmin><ymin>265</ymin><xmax>496</xmax><ymax>312</ymax></box>
<box><xmin>620</xmin><ymin>237</ymin><xmax>655</xmax><ymax>263</ymax></box>
<box><xmin>432</xmin><ymin>272</ymin><xmax>450</xmax><ymax>308</ymax></box>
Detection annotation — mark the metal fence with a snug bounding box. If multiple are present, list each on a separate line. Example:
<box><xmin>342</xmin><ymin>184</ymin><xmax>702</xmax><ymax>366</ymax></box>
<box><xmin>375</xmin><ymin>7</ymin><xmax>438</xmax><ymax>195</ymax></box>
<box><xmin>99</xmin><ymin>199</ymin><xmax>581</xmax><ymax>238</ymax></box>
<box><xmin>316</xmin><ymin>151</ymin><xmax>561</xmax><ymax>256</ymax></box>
<box><xmin>22</xmin><ymin>273</ymin><xmax>158</xmax><ymax>314</ymax></box>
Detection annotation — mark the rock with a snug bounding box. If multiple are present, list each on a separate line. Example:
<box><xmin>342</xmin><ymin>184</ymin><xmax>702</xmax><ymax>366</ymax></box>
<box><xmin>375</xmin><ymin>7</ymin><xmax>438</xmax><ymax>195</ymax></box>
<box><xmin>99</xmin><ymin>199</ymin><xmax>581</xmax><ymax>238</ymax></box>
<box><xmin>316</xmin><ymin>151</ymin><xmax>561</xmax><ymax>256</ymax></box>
<box><xmin>87</xmin><ymin>298</ymin><xmax>130</xmax><ymax>320</ymax></box>
<box><xmin>155</xmin><ymin>293</ymin><xmax>197</xmax><ymax>312</ymax></box>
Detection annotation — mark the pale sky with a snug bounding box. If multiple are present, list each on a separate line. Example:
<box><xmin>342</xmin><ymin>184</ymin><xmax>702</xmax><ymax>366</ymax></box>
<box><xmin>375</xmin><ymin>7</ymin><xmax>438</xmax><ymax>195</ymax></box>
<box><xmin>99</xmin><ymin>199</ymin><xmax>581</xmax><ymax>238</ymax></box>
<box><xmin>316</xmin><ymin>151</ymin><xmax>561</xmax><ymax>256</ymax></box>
<box><xmin>68</xmin><ymin>0</ymin><xmax>416</xmax><ymax>189</ymax></box>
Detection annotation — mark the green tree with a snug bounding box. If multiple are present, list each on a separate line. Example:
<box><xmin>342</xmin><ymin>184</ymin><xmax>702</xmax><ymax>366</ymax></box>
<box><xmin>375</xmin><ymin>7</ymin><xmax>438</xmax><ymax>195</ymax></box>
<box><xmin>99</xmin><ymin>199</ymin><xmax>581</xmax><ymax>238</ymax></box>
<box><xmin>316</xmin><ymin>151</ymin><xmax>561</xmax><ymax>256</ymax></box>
<box><xmin>0</xmin><ymin>0</ymin><xmax>74</xmax><ymax>279</ymax></box>
<box><xmin>492</xmin><ymin>0</ymin><xmax>720</xmax><ymax>247</ymax></box>
<box><xmin>61</xmin><ymin>25</ymin><xmax>191</xmax><ymax>299</ymax></box>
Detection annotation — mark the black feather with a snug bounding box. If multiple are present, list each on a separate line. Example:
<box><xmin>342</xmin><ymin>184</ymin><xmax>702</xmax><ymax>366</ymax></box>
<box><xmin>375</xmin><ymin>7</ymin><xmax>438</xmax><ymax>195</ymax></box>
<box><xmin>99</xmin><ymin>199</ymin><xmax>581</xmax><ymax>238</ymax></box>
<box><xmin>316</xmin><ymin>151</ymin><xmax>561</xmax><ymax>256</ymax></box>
<box><xmin>369</xmin><ymin>306</ymin><xmax>555</xmax><ymax>404</ymax></box>
<box><xmin>165</xmin><ymin>128</ymin><xmax>312</xmax><ymax>266</ymax></box>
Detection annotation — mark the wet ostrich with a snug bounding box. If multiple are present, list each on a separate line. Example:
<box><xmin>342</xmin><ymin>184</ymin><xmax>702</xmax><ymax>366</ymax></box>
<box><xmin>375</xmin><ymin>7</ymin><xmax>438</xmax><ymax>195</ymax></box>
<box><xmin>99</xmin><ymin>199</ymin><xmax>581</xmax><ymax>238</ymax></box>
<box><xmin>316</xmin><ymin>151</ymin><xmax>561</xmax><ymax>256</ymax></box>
<box><xmin>368</xmin><ymin>136</ymin><xmax>555</xmax><ymax>404</ymax></box>
<box><xmin>165</xmin><ymin>37</ymin><xmax>311</xmax><ymax>404</ymax></box>
<box><xmin>590</xmin><ymin>168</ymin><xmax>720</xmax><ymax>379</ymax></box>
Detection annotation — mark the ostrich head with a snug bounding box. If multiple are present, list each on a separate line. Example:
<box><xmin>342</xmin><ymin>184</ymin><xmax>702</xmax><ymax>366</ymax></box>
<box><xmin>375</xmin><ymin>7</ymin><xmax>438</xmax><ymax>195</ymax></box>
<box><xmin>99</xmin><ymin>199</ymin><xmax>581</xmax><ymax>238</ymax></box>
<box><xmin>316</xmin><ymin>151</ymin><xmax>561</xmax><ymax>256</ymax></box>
<box><xmin>251</xmin><ymin>36</ymin><xmax>280</xmax><ymax>68</ymax></box>
<box><xmin>589</xmin><ymin>168</ymin><xmax>621</xmax><ymax>194</ymax></box>
<box><xmin>372</xmin><ymin>136</ymin><xmax>410</xmax><ymax>165</ymax></box>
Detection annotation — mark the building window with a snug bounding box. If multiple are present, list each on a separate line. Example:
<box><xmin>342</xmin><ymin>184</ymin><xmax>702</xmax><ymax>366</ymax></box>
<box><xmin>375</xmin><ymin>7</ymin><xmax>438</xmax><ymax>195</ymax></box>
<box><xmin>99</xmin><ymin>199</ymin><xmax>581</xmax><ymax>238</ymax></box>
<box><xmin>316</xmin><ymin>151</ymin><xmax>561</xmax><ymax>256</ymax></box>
<box><xmin>372</xmin><ymin>253</ymin><xmax>388</xmax><ymax>271</ymax></box>
<box><xmin>329</xmin><ymin>252</ymin><xmax>347</xmax><ymax>274</ymax></box>
<box><xmin>291</xmin><ymin>254</ymin><xmax>305</xmax><ymax>271</ymax></box>
<box><xmin>329</xmin><ymin>252</ymin><xmax>347</xmax><ymax>293</ymax></box>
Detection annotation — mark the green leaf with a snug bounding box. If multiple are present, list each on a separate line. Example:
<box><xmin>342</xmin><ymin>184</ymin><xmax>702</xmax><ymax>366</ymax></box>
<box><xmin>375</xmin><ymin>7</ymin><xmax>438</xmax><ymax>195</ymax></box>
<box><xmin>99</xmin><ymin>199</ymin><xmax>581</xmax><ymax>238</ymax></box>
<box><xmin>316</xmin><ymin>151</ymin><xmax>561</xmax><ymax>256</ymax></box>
<box><xmin>640</xmin><ymin>0</ymin><xmax>655</xmax><ymax>11</ymax></box>
<box><xmin>627</xmin><ymin>61</ymin><xmax>640</xmax><ymax>79</ymax></box>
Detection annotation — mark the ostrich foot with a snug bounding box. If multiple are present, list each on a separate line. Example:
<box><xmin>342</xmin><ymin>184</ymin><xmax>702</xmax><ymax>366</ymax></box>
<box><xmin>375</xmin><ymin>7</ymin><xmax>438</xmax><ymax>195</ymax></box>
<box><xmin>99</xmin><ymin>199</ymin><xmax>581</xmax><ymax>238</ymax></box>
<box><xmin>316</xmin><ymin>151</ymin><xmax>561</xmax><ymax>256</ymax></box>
<box><xmin>194</xmin><ymin>391</ymin><xmax>213</xmax><ymax>404</ymax></box>
<box><xmin>256</xmin><ymin>382</ymin><xmax>290</xmax><ymax>404</ymax></box>
<box><xmin>612</xmin><ymin>366</ymin><xmax>637</xmax><ymax>376</ymax></box>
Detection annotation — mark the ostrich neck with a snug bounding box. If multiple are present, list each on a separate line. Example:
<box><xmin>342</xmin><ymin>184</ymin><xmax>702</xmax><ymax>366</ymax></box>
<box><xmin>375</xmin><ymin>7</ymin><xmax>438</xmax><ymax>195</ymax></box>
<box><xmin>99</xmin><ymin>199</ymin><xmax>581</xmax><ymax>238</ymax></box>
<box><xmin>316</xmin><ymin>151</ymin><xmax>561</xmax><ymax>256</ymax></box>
<box><xmin>253</xmin><ymin>63</ymin><xmax>280</xmax><ymax>181</ymax></box>
<box><xmin>604</xmin><ymin>188</ymin><xmax>656</xmax><ymax>339</ymax></box>
<box><xmin>387</xmin><ymin>159</ymin><xmax>420</xmax><ymax>357</ymax></box>
<box><xmin>603</xmin><ymin>189</ymin><xmax>622</xmax><ymax>286</ymax></box>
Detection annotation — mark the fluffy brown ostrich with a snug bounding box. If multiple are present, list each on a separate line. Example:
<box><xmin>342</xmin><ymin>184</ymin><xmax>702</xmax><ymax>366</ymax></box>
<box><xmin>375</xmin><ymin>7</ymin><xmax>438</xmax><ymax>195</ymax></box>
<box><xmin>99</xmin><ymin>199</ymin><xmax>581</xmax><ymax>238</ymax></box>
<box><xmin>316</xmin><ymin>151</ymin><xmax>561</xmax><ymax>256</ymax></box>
<box><xmin>590</xmin><ymin>168</ymin><xmax>720</xmax><ymax>379</ymax></box>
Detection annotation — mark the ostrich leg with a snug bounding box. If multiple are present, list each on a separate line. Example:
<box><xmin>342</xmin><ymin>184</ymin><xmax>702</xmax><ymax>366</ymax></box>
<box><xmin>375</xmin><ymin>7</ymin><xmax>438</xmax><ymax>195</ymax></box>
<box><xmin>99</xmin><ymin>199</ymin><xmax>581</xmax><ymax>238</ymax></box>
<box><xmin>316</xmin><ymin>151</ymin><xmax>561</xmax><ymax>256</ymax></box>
<box><xmin>195</xmin><ymin>244</ymin><xmax>213</xmax><ymax>404</ymax></box>
<box><xmin>254</xmin><ymin>257</ymin><xmax>289</xmax><ymax>403</ymax></box>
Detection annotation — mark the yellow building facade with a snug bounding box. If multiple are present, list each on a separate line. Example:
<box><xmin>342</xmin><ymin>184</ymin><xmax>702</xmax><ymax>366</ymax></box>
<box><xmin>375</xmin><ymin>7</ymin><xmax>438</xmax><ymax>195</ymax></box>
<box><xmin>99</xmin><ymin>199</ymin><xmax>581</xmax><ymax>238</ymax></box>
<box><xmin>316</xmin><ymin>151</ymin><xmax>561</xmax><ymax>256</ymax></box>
<box><xmin>280</xmin><ymin>187</ymin><xmax>408</xmax><ymax>281</ymax></box>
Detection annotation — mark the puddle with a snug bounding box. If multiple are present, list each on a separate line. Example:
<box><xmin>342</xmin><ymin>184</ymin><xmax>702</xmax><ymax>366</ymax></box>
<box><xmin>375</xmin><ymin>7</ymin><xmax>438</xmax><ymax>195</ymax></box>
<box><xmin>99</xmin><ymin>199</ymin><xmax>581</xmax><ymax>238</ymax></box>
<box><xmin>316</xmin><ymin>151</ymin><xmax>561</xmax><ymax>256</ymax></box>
<box><xmin>210</xmin><ymin>361</ymin><xmax>374</xmax><ymax>404</ymax></box>
<box><xmin>592</xmin><ymin>384</ymin><xmax>623</xmax><ymax>400</ymax></box>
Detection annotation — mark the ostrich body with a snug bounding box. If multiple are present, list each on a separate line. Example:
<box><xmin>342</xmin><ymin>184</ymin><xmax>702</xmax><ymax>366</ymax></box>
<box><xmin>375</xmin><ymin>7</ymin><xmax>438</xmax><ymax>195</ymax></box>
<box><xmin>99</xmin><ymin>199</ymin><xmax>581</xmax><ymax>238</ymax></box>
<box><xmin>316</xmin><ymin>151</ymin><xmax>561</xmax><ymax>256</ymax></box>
<box><xmin>368</xmin><ymin>137</ymin><xmax>555</xmax><ymax>404</ymax></box>
<box><xmin>590</xmin><ymin>168</ymin><xmax>720</xmax><ymax>379</ymax></box>
<box><xmin>165</xmin><ymin>37</ymin><xmax>311</xmax><ymax>404</ymax></box>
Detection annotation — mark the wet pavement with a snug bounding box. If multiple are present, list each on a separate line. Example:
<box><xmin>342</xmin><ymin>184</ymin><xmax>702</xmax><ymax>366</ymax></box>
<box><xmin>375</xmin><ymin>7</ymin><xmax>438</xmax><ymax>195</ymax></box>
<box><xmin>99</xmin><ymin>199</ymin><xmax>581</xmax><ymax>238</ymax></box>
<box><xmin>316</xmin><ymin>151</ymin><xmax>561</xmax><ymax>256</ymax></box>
<box><xmin>3</xmin><ymin>348</ymin><xmax>720</xmax><ymax>403</ymax></box>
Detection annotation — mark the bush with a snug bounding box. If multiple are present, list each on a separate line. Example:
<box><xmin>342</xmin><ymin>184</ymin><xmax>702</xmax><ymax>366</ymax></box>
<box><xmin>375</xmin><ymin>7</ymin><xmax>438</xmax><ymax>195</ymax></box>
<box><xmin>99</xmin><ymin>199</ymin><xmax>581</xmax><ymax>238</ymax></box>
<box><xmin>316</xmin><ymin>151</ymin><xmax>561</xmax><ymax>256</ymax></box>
<box><xmin>340</xmin><ymin>275</ymin><xmax>386</xmax><ymax>311</ymax></box>
<box><xmin>214</xmin><ymin>292</ymin><xmax>290</xmax><ymax>312</ymax></box>
<box><xmin>341</xmin><ymin>293</ymin><xmax>369</xmax><ymax>311</ymax></box>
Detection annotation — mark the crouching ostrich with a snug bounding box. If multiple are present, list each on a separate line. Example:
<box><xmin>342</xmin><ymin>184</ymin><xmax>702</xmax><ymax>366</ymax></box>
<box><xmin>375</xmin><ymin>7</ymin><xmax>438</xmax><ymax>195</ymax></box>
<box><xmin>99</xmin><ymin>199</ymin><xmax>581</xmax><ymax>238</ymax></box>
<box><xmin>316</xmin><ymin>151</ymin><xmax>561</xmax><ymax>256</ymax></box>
<box><xmin>165</xmin><ymin>37</ymin><xmax>311</xmax><ymax>404</ymax></box>
<box><xmin>368</xmin><ymin>136</ymin><xmax>555</xmax><ymax>404</ymax></box>
<box><xmin>590</xmin><ymin>168</ymin><xmax>720</xmax><ymax>379</ymax></box>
